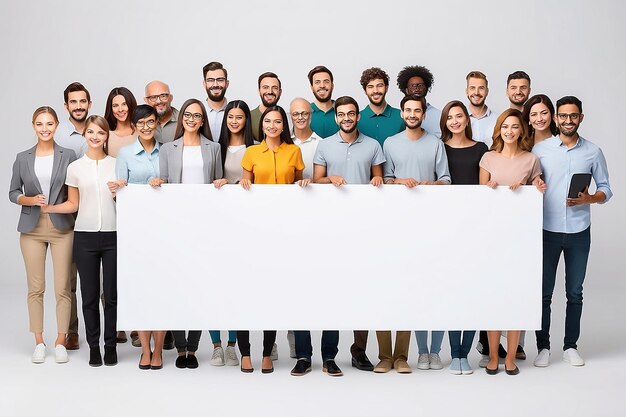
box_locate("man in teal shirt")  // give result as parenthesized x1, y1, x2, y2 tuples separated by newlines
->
(308, 65, 338, 138)
(358, 67, 404, 146)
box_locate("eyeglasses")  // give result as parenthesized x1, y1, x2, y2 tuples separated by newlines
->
(183, 112, 203, 121)
(135, 120, 156, 128)
(336, 111, 357, 119)
(205, 77, 227, 84)
(408, 83, 426, 90)
(145, 93, 170, 103)
(291, 111, 310, 119)
(557, 113, 581, 121)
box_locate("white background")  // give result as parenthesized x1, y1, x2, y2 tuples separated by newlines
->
(1, 1, 624, 416)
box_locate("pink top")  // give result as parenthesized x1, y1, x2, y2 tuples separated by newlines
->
(479, 150, 542, 186)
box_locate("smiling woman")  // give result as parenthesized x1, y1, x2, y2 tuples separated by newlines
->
(104, 87, 138, 157)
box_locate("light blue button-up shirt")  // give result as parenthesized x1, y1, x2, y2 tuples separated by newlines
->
(421, 103, 442, 139)
(115, 139, 160, 184)
(532, 135, 612, 233)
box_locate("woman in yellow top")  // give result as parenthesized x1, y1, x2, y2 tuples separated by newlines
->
(238, 106, 308, 373)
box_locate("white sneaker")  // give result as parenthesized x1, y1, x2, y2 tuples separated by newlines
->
(55, 344, 69, 363)
(32, 343, 46, 364)
(563, 348, 585, 366)
(429, 353, 443, 370)
(534, 349, 550, 367)
(270, 343, 278, 361)
(417, 353, 430, 370)
(287, 331, 296, 359)
(225, 346, 239, 366)
(210, 347, 225, 366)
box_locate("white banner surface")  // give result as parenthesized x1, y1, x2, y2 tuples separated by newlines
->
(117, 184, 542, 330)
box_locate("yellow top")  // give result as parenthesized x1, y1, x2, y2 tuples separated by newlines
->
(241, 141, 305, 184)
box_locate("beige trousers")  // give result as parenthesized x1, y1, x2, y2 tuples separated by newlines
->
(19, 214, 73, 333)
(376, 331, 411, 362)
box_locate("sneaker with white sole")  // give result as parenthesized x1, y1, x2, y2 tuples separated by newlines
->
(534, 349, 550, 367)
(563, 348, 585, 366)
(270, 343, 278, 361)
(32, 343, 46, 364)
(460, 358, 473, 375)
(210, 347, 225, 366)
(225, 346, 239, 366)
(417, 353, 430, 370)
(429, 353, 443, 370)
(449, 358, 461, 375)
(55, 344, 69, 364)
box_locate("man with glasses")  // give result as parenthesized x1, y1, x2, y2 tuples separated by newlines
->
(358, 67, 404, 147)
(308, 65, 338, 138)
(203, 61, 229, 140)
(531, 96, 612, 368)
(313, 96, 385, 373)
(250, 72, 282, 141)
(396, 65, 441, 138)
(290, 98, 319, 179)
(144, 80, 178, 144)
(506, 71, 531, 111)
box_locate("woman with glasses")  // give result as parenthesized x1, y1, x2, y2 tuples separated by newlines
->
(238, 105, 308, 374)
(522, 94, 559, 146)
(151, 98, 222, 369)
(104, 87, 138, 157)
(479, 108, 546, 376)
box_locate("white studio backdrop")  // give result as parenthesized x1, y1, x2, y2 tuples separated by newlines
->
(117, 184, 543, 330)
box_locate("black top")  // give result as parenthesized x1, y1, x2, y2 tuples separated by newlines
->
(444, 141, 489, 185)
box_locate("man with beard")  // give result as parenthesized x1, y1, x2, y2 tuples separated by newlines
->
(466, 71, 497, 148)
(203, 61, 229, 140)
(396, 65, 441, 138)
(250, 72, 282, 141)
(506, 70, 531, 111)
(313, 96, 385, 372)
(531, 96, 612, 368)
(358, 67, 404, 146)
(144, 80, 179, 144)
(308, 65, 338, 138)
(55, 82, 91, 158)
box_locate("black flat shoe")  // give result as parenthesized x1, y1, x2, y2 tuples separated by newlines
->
(323, 360, 343, 377)
(139, 353, 151, 370)
(186, 353, 199, 369)
(261, 366, 274, 374)
(104, 346, 118, 366)
(175, 354, 187, 369)
(485, 366, 499, 375)
(89, 347, 102, 367)
(505, 365, 520, 375)
(241, 365, 254, 373)
(150, 353, 163, 370)
(516, 345, 526, 360)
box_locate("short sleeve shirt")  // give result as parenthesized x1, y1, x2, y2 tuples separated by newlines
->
(310, 102, 339, 138)
(241, 141, 305, 184)
(479, 151, 542, 186)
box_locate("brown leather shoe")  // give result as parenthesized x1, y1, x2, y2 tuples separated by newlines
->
(373, 359, 393, 373)
(65, 333, 79, 350)
(117, 331, 128, 343)
(394, 358, 413, 374)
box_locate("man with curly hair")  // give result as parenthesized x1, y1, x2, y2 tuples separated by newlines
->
(396, 65, 441, 138)
(358, 67, 404, 146)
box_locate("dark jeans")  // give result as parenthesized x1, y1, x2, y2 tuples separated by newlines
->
(536, 227, 591, 351)
(73, 232, 117, 349)
(294, 330, 339, 362)
(173, 330, 202, 353)
(449, 330, 476, 358)
(237, 331, 276, 357)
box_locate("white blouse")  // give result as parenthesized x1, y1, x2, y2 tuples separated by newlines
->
(65, 155, 117, 232)
(181, 146, 204, 184)
(34, 154, 54, 202)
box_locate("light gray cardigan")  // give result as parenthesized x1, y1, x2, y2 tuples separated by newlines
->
(159, 135, 223, 184)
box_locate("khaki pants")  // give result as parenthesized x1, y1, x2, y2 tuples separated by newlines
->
(376, 331, 411, 362)
(19, 214, 73, 334)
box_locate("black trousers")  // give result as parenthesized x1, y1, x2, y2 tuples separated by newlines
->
(73, 232, 117, 349)
(237, 331, 276, 357)
(173, 331, 202, 353)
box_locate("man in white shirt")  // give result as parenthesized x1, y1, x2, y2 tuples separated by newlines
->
(290, 98, 320, 179)
(203, 61, 229, 140)
(465, 71, 497, 148)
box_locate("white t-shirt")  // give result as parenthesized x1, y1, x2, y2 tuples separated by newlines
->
(224, 145, 246, 183)
(293, 133, 320, 179)
(65, 155, 117, 232)
(34, 154, 54, 202)
(181, 146, 204, 184)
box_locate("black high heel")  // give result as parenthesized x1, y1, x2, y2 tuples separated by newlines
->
(139, 352, 152, 370)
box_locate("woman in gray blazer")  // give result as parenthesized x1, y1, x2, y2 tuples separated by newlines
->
(149, 98, 222, 369)
(9, 106, 77, 364)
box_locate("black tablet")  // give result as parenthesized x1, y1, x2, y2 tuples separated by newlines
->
(568, 173, 592, 198)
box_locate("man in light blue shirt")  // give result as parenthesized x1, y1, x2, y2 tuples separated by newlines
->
(396, 65, 441, 138)
(56, 82, 91, 159)
(466, 71, 497, 148)
(532, 96, 612, 368)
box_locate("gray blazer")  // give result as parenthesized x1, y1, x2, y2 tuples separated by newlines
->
(9, 143, 77, 233)
(159, 135, 223, 184)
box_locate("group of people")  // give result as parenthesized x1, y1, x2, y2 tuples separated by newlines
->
(9, 62, 612, 377)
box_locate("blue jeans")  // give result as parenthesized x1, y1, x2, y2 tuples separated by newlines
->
(294, 331, 339, 362)
(448, 331, 476, 358)
(415, 331, 445, 354)
(536, 227, 591, 351)
(209, 330, 237, 345)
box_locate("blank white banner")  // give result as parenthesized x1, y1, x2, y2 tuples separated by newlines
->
(116, 184, 542, 330)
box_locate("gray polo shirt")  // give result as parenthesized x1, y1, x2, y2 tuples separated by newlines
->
(154, 107, 179, 144)
(55, 119, 87, 158)
(313, 131, 385, 184)
(383, 130, 450, 183)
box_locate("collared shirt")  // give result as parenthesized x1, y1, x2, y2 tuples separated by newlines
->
(206, 99, 228, 141)
(358, 103, 404, 146)
(115, 139, 160, 184)
(383, 130, 451, 183)
(469, 106, 497, 148)
(154, 107, 179, 144)
(532, 135, 613, 233)
(310, 101, 339, 138)
(421, 103, 442, 139)
(292, 131, 321, 179)
(241, 141, 304, 184)
(313, 131, 385, 184)
(55, 119, 87, 158)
